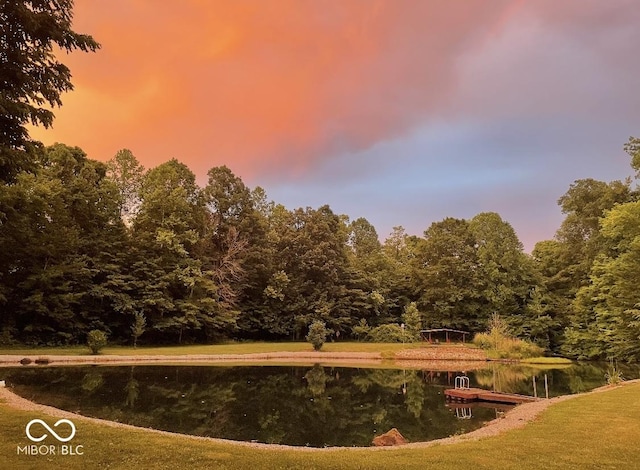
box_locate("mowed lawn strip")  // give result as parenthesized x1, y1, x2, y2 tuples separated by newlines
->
(0, 342, 477, 358)
(1, 382, 639, 470)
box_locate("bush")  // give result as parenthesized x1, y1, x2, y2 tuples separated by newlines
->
(473, 315, 543, 359)
(473, 332, 543, 359)
(367, 324, 413, 343)
(306, 321, 328, 351)
(509, 338, 544, 359)
(87, 330, 108, 355)
(605, 361, 625, 385)
(472, 332, 493, 350)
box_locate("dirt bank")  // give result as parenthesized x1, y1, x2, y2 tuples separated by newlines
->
(0, 346, 488, 368)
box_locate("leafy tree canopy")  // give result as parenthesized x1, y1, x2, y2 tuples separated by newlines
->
(0, 0, 99, 182)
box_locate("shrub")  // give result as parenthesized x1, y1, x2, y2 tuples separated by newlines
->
(473, 333, 543, 359)
(605, 361, 625, 385)
(473, 314, 544, 359)
(367, 324, 413, 343)
(306, 321, 328, 351)
(87, 330, 108, 355)
(472, 332, 493, 350)
(509, 338, 544, 358)
(81, 371, 105, 392)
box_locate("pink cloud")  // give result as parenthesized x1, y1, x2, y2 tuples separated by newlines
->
(31, 0, 514, 181)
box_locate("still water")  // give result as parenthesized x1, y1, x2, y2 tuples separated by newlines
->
(2, 362, 637, 447)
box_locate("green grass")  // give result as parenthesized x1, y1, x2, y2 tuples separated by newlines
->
(1, 381, 639, 469)
(0, 341, 444, 357)
(520, 357, 573, 365)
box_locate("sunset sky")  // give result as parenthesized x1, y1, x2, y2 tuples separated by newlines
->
(30, 0, 640, 251)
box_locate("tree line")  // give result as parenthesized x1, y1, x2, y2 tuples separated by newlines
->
(0, 139, 638, 362)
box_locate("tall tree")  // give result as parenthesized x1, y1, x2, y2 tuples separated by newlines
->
(541, 137, 639, 355)
(624, 136, 640, 179)
(349, 217, 382, 260)
(552, 178, 632, 345)
(0, 144, 126, 344)
(530, 240, 571, 351)
(468, 212, 543, 341)
(566, 201, 640, 360)
(203, 166, 271, 337)
(378, 226, 416, 324)
(413, 218, 483, 331)
(0, 0, 99, 182)
(266, 205, 355, 339)
(106, 149, 145, 226)
(131, 159, 236, 343)
(346, 218, 388, 327)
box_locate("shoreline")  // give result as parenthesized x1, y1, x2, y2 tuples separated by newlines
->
(0, 346, 490, 369)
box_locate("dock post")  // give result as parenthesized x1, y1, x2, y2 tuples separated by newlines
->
(544, 374, 549, 399)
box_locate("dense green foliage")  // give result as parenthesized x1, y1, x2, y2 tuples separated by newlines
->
(0, 144, 551, 347)
(0, 138, 638, 358)
(0, 0, 99, 182)
(534, 137, 640, 361)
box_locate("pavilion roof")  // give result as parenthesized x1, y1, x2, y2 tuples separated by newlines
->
(420, 328, 470, 335)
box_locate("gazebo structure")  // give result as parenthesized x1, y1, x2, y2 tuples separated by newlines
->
(420, 328, 470, 344)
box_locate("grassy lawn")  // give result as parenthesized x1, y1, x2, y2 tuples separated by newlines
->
(1, 381, 639, 469)
(520, 357, 574, 365)
(0, 341, 461, 357)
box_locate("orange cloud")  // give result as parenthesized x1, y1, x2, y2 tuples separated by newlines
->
(30, 0, 514, 183)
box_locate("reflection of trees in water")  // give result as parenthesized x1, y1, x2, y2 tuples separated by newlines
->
(3, 365, 535, 446)
(472, 362, 640, 397)
(562, 363, 640, 394)
(351, 368, 407, 392)
(81, 371, 104, 393)
(404, 372, 425, 419)
(304, 364, 328, 396)
(125, 366, 139, 408)
(258, 410, 284, 444)
(125, 378, 139, 408)
(147, 380, 237, 437)
(474, 365, 535, 393)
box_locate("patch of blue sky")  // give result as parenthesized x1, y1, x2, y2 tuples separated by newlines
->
(264, 114, 637, 252)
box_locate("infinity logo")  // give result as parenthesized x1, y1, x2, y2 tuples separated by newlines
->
(25, 419, 76, 443)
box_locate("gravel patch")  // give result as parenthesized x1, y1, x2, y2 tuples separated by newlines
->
(0, 347, 487, 368)
(0, 352, 383, 367)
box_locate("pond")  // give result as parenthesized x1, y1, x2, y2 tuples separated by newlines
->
(2, 362, 638, 447)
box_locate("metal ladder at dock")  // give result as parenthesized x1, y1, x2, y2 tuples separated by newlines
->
(455, 407, 473, 419)
(454, 375, 470, 390)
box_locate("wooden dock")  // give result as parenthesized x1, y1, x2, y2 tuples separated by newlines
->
(444, 387, 538, 405)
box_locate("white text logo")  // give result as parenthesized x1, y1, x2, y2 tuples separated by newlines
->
(25, 419, 76, 443)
